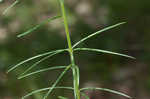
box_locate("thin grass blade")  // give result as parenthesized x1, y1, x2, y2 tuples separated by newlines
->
(18, 50, 65, 77)
(7, 49, 67, 73)
(43, 65, 71, 99)
(74, 48, 135, 59)
(81, 92, 90, 99)
(3, 0, 19, 15)
(80, 87, 132, 99)
(72, 65, 77, 99)
(58, 96, 68, 99)
(17, 15, 61, 37)
(19, 54, 56, 76)
(18, 66, 67, 79)
(75, 65, 80, 86)
(71, 65, 80, 99)
(72, 22, 126, 48)
(22, 87, 73, 99)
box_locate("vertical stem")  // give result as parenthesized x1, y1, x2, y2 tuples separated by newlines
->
(59, 0, 72, 52)
(59, 0, 80, 99)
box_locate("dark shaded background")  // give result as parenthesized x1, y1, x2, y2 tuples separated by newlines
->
(0, 0, 150, 99)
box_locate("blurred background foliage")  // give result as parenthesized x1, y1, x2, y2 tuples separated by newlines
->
(0, 0, 150, 99)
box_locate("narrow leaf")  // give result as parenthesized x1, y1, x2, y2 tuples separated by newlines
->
(7, 49, 67, 73)
(19, 51, 64, 77)
(72, 22, 126, 48)
(17, 15, 61, 37)
(43, 65, 71, 99)
(80, 87, 132, 99)
(18, 66, 67, 79)
(22, 87, 73, 99)
(74, 48, 135, 59)
(3, 0, 19, 15)
(71, 65, 78, 99)
(71, 65, 80, 99)
(75, 65, 80, 86)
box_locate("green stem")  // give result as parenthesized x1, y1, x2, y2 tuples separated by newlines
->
(59, 0, 72, 52)
(59, 0, 80, 99)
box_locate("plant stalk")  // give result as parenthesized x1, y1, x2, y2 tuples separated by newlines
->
(59, 0, 80, 99)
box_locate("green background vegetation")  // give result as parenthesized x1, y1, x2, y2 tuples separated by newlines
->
(0, 0, 150, 99)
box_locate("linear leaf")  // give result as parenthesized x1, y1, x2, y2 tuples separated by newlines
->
(17, 15, 61, 37)
(18, 66, 67, 79)
(72, 22, 126, 48)
(74, 48, 135, 59)
(18, 51, 65, 77)
(58, 96, 68, 99)
(71, 65, 80, 99)
(7, 49, 67, 73)
(71, 65, 78, 99)
(81, 92, 90, 99)
(43, 65, 71, 99)
(22, 87, 73, 99)
(80, 87, 132, 99)
(75, 66, 80, 86)
(3, 0, 19, 15)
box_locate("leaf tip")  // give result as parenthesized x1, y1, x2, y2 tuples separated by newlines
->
(17, 34, 23, 38)
(128, 56, 136, 59)
(17, 75, 26, 80)
(17, 77, 22, 80)
(132, 57, 136, 59)
(126, 95, 132, 99)
(117, 22, 127, 26)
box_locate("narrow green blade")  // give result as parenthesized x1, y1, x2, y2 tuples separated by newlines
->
(18, 50, 65, 77)
(3, 0, 19, 15)
(75, 66, 80, 85)
(7, 49, 67, 73)
(80, 87, 132, 99)
(72, 22, 126, 48)
(18, 66, 67, 79)
(72, 65, 77, 99)
(22, 87, 73, 99)
(71, 65, 80, 99)
(43, 65, 71, 99)
(74, 48, 135, 59)
(17, 15, 61, 37)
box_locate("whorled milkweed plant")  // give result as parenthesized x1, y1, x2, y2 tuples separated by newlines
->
(4, 0, 135, 99)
